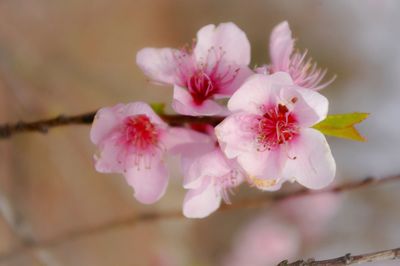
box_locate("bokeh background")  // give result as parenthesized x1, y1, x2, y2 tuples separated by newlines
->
(1, 0, 400, 265)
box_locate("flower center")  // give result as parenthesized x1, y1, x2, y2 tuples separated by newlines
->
(175, 47, 240, 105)
(187, 71, 217, 105)
(123, 115, 159, 151)
(255, 104, 298, 150)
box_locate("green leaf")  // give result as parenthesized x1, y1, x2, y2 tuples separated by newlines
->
(312, 113, 369, 142)
(150, 103, 166, 115)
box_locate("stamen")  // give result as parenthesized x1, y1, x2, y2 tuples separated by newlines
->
(248, 176, 278, 190)
(289, 50, 332, 90)
(173, 44, 240, 105)
(216, 170, 239, 204)
(120, 114, 161, 170)
(254, 104, 299, 150)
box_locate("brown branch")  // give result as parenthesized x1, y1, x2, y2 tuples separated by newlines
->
(0, 111, 224, 139)
(278, 247, 400, 265)
(0, 174, 399, 263)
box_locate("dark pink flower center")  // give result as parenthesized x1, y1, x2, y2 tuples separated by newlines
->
(255, 103, 298, 150)
(176, 47, 240, 105)
(122, 115, 159, 151)
(187, 71, 216, 105)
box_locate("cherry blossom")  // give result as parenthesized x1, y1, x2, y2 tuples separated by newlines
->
(90, 102, 200, 204)
(171, 125, 244, 218)
(257, 21, 334, 90)
(136, 22, 253, 116)
(216, 72, 336, 190)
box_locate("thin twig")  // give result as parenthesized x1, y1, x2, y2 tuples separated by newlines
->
(0, 111, 224, 139)
(277, 247, 400, 265)
(0, 174, 399, 263)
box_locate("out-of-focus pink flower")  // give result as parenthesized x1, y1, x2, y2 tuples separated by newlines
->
(90, 102, 201, 204)
(172, 125, 244, 218)
(258, 21, 334, 90)
(222, 193, 341, 266)
(222, 216, 300, 266)
(136, 22, 253, 116)
(216, 73, 336, 190)
(278, 192, 341, 242)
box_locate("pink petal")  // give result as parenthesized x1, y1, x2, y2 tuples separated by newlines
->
(270, 21, 294, 71)
(295, 88, 329, 125)
(283, 128, 336, 189)
(172, 86, 226, 116)
(194, 22, 251, 66)
(124, 101, 167, 127)
(237, 148, 284, 183)
(280, 87, 328, 127)
(162, 127, 211, 152)
(125, 160, 169, 204)
(183, 177, 221, 218)
(180, 143, 215, 189)
(227, 73, 293, 114)
(183, 148, 233, 189)
(90, 103, 125, 145)
(136, 48, 182, 85)
(94, 136, 126, 174)
(215, 113, 257, 158)
(214, 66, 254, 97)
(168, 137, 215, 191)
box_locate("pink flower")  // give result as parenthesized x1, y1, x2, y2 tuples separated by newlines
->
(136, 22, 253, 116)
(216, 72, 336, 190)
(172, 125, 244, 218)
(222, 216, 300, 266)
(279, 192, 341, 242)
(90, 102, 200, 204)
(259, 21, 334, 90)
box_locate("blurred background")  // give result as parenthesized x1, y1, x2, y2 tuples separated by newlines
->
(1, 0, 400, 265)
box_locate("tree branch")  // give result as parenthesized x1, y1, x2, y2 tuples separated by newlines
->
(0, 174, 399, 263)
(278, 247, 400, 265)
(0, 111, 224, 139)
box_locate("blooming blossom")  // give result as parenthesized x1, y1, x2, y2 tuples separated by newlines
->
(136, 22, 253, 116)
(257, 21, 334, 90)
(172, 125, 244, 218)
(90, 102, 200, 204)
(216, 72, 336, 190)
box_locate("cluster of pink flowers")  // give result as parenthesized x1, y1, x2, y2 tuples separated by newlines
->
(91, 21, 336, 218)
